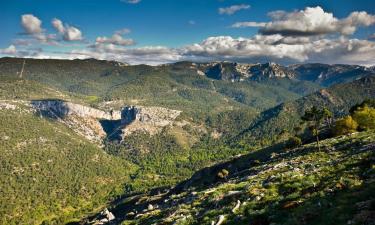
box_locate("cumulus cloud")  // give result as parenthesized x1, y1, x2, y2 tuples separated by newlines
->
(19, 14, 59, 45)
(28, 31, 374, 66)
(219, 4, 250, 15)
(52, 18, 83, 41)
(232, 6, 375, 36)
(181, 35, 375, 65)
(10, 7, 375, 66)
(63, 26, 83, 41)
(52, 18, 65, 33)
(16, 33, 375, 66)
(182, 35, 310, 62)
(21, 14, 43, 34)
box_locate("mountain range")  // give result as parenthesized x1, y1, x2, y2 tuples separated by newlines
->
(0, 57, 374, 225)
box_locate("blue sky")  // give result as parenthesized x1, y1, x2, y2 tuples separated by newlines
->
(1, 0, 375, 65)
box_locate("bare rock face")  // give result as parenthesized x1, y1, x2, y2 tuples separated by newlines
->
(248, 62, 296, 79)
(120, 106, 182, 137)
(30, 100, 182, 144)
(31, 100, 116, 145)
(190, 62, 296, 81)
(31, 100, 121, 120)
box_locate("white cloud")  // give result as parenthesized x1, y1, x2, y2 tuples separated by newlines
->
(182, 35, 310, 62)
(70, 45, 181, 65)
(231, 22, 267, 28)
(307, 38, 375, 65)
(63, 26, 83, 41)
(0, 45, 45, 58)
(0, 45, 17, 55)
(51, 18, 83, 41)
(52, 18, 65, 33)
(21, 14, 43, 34)
(181, 35, 375, 65)
(95, 33, 135, 46)
(232, 6, 375, 36)
(219, 4, 250, 15)
(15, 33, 375, 66)
(10, 7, 375, 66)
(20, 15, 59, 45)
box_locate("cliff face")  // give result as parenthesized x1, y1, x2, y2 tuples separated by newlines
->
(120, 106, 181, 136)
(31, 100, 121, 120)
(30, 100, 182, 144)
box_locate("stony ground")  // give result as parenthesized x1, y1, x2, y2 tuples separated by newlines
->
(89, 131, 375, 225)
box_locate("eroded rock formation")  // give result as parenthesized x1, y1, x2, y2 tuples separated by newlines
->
(30, 100, 182, 144)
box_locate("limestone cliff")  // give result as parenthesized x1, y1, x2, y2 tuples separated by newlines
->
(120, 106, 181, 136)
(31, 100, 121, 120)
(30, 100, 182, 144)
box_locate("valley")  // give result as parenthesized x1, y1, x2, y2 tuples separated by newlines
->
(0, 58, 374, 225)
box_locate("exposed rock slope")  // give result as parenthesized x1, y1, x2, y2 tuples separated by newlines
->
(120, 106, 181, 136)
(29, 100, 182, 143)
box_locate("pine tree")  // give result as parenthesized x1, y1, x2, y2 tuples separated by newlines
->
(301, 106, 327, 151)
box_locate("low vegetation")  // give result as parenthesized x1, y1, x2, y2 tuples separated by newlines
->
(115, 130, 375, 225)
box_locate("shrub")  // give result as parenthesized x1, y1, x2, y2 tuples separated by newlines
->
(217, 169, 229, 179)
(352, 106, 375, 131)
(333, 115, 358, 136)
(285, 136, 302, 149)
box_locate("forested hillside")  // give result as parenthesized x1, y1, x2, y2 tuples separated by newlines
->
(0, 58, 374, 225)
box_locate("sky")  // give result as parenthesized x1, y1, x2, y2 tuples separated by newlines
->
(1, 0, 375, 65)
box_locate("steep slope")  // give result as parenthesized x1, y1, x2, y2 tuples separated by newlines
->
(236, 75, 375, 148)
(290, 63, 374, 86)
(0, 100, 136, 225)
(85, 131, 375, 225)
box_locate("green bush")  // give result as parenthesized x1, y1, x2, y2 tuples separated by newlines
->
(285, 136, 302, 149)
(352, 106, 375, 131)
(217, 169, 229, 179)
(333, 115, 358, 136)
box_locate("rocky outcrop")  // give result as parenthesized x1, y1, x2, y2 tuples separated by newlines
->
(289, 63, 373, 86)
(31, 100, 121, 120)
(191, 62, 296, 81)
(30, 100, 182, 143)
(89, 208, 115, 225)
(120, 106, 182, 136)
(177, 61, 372, 84)
(248, 62, 296, 79)
(31, 100, 114, 144)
